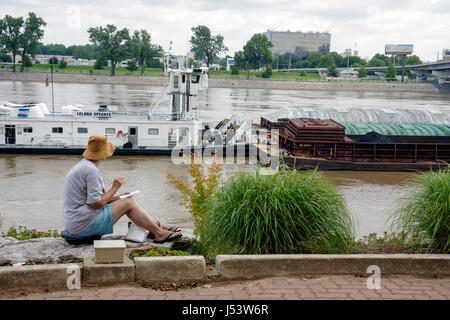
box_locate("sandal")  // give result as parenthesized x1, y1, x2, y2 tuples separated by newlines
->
(153, 232, 182, 244)
(168, 226, 181, 232)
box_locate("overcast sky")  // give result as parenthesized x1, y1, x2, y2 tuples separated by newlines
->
(1, 0, 449, 61)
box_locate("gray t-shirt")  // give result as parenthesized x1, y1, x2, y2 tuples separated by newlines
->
(63, 158, 105, 234)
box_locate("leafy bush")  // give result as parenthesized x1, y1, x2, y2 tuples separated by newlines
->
(0, 54, 12, 63)
(261, 66, 272, 78)
(126, 60, 138, 71)
(23, 55, 33, 67)
(200, 168, 355, 256)
(357, 66, 367, 78)
(48, 57, 58, 65)
(3, 226, 61, 240)
(390, 166, 450, 253)
(298, 71, 306, 77)
(327, 64, 339, 77)
(167, 163, 223, 237)
(94, 56, 106, 69)
(230, 64, 239, 75)
(385, 63, 397, 80)
(58, 58, 67, 69)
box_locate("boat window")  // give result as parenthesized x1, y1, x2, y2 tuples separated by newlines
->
(52, 127, 63, 134)
(174, 76, 179, 88)
(148, 128, 159, 135)
(77, 127, 88, 134)
(192, 75, 200, 83)
(105, 128, 116, 135)
(182, 75, 185, 83)
(24, 127, 33, 133)
(129, 127, 137, 135)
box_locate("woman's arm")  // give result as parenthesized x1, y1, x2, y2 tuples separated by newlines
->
(89, 178, 126, 209)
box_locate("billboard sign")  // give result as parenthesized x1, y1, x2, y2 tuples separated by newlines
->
(385, 44, 414, 55)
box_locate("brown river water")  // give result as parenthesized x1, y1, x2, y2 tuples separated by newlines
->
(1, 80, 449, 238)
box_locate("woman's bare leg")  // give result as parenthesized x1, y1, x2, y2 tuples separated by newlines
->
(109, 198, 180, 242)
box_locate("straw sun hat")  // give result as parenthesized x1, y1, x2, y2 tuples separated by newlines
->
(82, 135, 115, 160)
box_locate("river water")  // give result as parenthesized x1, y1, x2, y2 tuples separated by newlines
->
(1, 80, 449, 238)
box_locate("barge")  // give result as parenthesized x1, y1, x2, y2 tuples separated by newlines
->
(260, 117, 450, 171)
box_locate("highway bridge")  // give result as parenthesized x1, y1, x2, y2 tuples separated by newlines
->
(280, 60, 450, 82)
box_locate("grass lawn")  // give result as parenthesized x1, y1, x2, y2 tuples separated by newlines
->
(1, 63, 424, 84)
(208, 69, 322, 81)
(16, 64, 321, 81)
(22, 64, 165, 77)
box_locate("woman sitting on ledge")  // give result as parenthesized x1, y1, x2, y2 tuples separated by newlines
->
(62, 134, 182, 244)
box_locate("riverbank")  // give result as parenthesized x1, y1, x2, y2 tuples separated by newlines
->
(0, 70, 446, 94)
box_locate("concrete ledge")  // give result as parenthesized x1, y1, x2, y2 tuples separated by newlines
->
(216, 254, 450, 280)
(83, 255, 134, 285)
(135, 256, 206, 283)
(0, 263, 82, 289)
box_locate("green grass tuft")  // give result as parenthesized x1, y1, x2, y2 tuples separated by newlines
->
(132, 247, 190, 257)
(200, 168, 355, 256)
(389, 166, 450, 253)
(2, 226, 61, 240)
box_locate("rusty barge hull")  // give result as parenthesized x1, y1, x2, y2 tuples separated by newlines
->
(260, 117, 450, 170)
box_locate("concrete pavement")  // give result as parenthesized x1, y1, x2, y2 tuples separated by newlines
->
(2, 275, 449, 300)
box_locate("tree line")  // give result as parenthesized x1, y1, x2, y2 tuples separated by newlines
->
(1, 13, 424, 79)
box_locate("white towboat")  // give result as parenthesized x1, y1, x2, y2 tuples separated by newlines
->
(0, 67, 219, 155)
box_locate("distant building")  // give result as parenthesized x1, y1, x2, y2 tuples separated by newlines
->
(263, 30, 331, 58)
(226, 58, 235, 71)
(340, 49, 359, 57)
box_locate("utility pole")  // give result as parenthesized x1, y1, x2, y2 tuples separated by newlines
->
(50, 63, 54, 114)
(288, 53, 291, 71)
(401, 54, 406, 82)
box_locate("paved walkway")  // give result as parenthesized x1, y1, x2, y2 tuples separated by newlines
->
(2, 275, 449, 300)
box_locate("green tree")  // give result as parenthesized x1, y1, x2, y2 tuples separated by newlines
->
(94, 55, 106, 69)
(190, 25, 227, 67)
(88, 24, 130, 76)
(327, 64, 339, 77)
(72, 44, 98, 60)
(235, 33, 273, 80)
(48, 56, 58, 64)
(368, 53, 390, 67)
(0, 15, 24, 72)
(385, 63, 397, 80)
(22, 54, 32, 67)
(130, 29, 162, 75)
(318, 53, 336, 68)
(19, 12, 46, 72)
(58, 58, 67, 69)
(405, 55, 422, 65)
(357, 66, 367, 78)
(305, 52, 322, 68)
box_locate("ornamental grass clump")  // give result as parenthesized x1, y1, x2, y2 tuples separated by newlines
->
(390, 166, 449, 253)
(201, 168, 355, 256)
